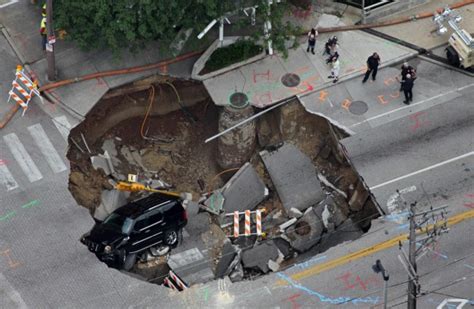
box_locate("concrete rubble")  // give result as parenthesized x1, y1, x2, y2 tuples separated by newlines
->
(319, 194, 348, 231)
(260, 143, 325, 211)
(285, 207, 324, 253)
(220, 162, 268, 213)
(241, 241, 280, 274)
(215, 240, 240, 278)
(167, 247, 215, 286)
(90, 151, 114, 176)
(93, 189, 129, 221)
(318, 219, 364, 253)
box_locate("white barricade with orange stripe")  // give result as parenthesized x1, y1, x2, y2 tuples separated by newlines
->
(164, 269, 188, 291)
(226, 209, 265, 238)
(7, 65, 43, 116)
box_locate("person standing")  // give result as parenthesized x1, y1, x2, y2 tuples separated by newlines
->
(362, 52, 380, 83)
(399, 73, 415, 104)
(328, 55, 340, 83)
(40, 17, 47, 50)
(40, 3, 47, 50)
(307, 28, 318, 55)
(400, 62, 416, 91)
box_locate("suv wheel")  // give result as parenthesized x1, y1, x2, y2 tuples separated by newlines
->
(119, 250, 136, 271)
(164, 229, 178, 246)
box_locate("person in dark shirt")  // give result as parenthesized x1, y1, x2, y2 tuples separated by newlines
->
(400, 73, 415, 104)
(400, 62, 416, 91)
(362, 52, 381, 83)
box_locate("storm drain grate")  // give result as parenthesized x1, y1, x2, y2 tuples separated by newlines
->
(349, 101, 369, 115)
(281, 73, 301, 87)
(229, 92, 249, 108)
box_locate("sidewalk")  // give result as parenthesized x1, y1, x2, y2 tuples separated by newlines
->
(202, 14, 417, 109)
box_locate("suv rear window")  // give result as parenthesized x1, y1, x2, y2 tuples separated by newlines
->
(103, 213, 134, 235)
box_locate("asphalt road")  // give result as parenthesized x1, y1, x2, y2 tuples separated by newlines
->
(1, 1, 473, 308)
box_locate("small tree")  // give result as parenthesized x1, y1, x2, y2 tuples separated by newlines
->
(54, 0, 300, 56)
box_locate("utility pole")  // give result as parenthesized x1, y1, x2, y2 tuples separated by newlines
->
(46, 0, 56, 81)
(396, 191, 449, 309)
(407, 202, 418, 309)
(361, 0, 366, 24)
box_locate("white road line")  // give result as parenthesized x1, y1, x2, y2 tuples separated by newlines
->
(28, 124, 67, 173)
(0, 0, 18, 9)
(52, 115, 71, 141)
(3, 133, 43, 182)
(350, 83, 474, 129)
(0, 273, 28, 309)
(370, 151, 474, 190)
(0, 163, 19, 191)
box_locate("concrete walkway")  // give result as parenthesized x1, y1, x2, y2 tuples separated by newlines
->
(203, 15, 416, 109)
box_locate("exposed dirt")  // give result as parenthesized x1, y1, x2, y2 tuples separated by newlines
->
(67, 75, 377, 287)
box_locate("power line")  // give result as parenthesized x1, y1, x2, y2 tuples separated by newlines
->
(339, 250, 474, 307)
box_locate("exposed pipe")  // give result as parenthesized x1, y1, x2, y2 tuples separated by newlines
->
(311, 0, 474, 34)
(38, 50, 204, 92)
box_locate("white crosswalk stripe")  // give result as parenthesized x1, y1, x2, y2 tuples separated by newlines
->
(0, 161, 19, 191)
(3, 133, 43, 183)
(52, 115, 72, 141)
(28, 124, 67, 174)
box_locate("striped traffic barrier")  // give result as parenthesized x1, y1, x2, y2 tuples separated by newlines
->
(163, 277, 178, 291)
(6, 65, 43, 117)
(234, 211, 239, 238)
(226, 209, 265, 238)
(256, 210, 262, 235)
(169, 270, 188, 291)
(8, 91, 28, 110)
(245, 210, 251, 236)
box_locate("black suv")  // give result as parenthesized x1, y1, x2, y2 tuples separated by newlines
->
(81, 192, 187, 270)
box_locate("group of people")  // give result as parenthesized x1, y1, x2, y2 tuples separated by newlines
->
(307, 28, 418, 104)
(306, 28, 340, 83)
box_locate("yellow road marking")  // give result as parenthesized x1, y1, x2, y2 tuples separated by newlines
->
(276, 209, 474, 286)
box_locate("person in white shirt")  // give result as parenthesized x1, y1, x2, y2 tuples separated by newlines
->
(328, 55, 340, 83)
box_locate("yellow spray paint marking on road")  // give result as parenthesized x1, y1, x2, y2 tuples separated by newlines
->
(276, 209, 474, 286)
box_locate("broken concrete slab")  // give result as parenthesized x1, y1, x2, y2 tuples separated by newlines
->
(279, 218, 297, 232)
(185, 200, 200, 217)
(229, 263, 244, 282)
(286, 207, 324, 253)
(91, 151, 114, 176)
(221, 162, 268, 213)
(260, 143, 324, 212)
(318, 194, 348, 231)
(101, 139, 118, 158)
(167, 247, 215, 286)
(215, 240, 239, 279)
(272, 237, 292, 258)
(288, 207, 303, 219)
(93, 189, 130, 221)
(267, 249, 285, 272)
(318, 218, 364, 253)
(120, 146, 147, 170)
(241, 241, 280, 274)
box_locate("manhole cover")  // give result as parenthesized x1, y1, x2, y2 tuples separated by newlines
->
(295, 221, 311, 236)
(229, 92, 249, 108)
(281, 73, 301, 87)
(349, 101, 369, 115)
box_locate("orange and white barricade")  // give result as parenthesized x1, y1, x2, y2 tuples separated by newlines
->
(7, 65, 43, 116)
(164, 270, 188, 291)
(227, 209, 265, 238)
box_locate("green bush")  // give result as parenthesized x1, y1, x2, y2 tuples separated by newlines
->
(204, 40, 263, 72)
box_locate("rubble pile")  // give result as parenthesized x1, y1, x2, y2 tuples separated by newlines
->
(68, 81, 377, 289)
